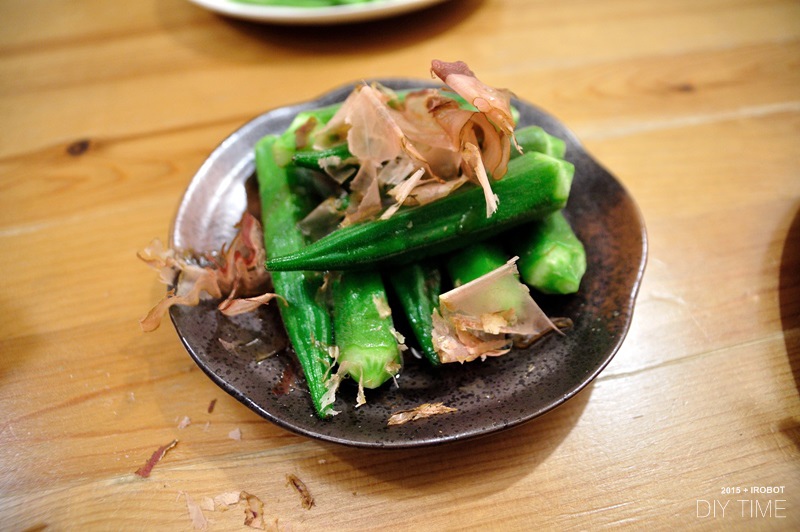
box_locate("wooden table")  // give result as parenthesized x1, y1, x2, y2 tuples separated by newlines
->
(2, 0, 798, 529)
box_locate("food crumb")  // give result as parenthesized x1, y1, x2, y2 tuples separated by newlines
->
(240, 491, 265, 529)
(177, 416, 191, 430)
(135, 439, 178, 478)
(372, 294, 392, 319)
(228, 427, 242, 441)
(219, 338, 238, 353)
(286, 474, 315, 510)
(200, 497, 215, 512)
(207, 398, 217, 414)
(387, 403, 457, 426)
(214, 491, 241, 509)
(179, 491, 208, 530)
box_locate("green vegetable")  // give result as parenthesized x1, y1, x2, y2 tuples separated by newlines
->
(386, 261, 442, 367)
(508, 125, 585, 293)
(272, 103, 342, 166)
(285, 165, 344, 203)
(331, 270, 402, 389)
(512, 126, 566, 160)
(256, 134, 335, 418)
(266, 151, 574, 271)
(292, 143, 355, 173)
(515, 210, 586, 294)
(447, 242, 507, 287)
(445, 242, 530, 317)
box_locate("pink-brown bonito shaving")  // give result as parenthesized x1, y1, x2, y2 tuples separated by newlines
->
(309, 61, 520, 222)
(430, 59, 520, 150)
(139, 212, 276, 331)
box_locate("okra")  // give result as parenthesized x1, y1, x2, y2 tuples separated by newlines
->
(292, 143, 355, 173)
(515, 210, 586, 295)
(447, 242, 507, 287)
(272, 103, 342, 166)
(383, 126, 569, 365)
(386, 261, 442, 367)
(331, 270, 402, 389)
(266, 151, 574, 271)
(512, 126, 566, 160)
(507, 125, 585, 293)
(256, 134, 335, 418)
(445, 242, 531, 317)
(286, 165, 345, 204)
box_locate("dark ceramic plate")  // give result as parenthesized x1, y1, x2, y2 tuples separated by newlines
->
(169, 79, 647, 449)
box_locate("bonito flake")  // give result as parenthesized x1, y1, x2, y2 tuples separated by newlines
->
(432, 258, 557, 363)
(138, 212, 277, 332)
(307, 60, 520, 224)
(388, 402, 458, 426)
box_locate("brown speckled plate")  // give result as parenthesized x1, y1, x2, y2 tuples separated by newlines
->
(169, 79, 647, 448)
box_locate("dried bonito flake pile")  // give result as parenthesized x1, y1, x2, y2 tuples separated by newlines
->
(305, 59, 520, 226)
(138, 212, 279, 332)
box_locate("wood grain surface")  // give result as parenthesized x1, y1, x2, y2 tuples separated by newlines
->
(1, 0, 798, 529)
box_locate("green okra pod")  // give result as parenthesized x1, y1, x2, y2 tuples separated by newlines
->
(292, 143, 355, 173)
(511, 125, 567, 160)
(386, 261, 442, 367)
(445, 242, 532, 320)
(515, 210, 586, 295)
(507, 125, 585, 293)
(266, 151, 574, 272)
(446, 242, 508, 287)
(256, 134, 335, 418)
(331, 270, 402, 389)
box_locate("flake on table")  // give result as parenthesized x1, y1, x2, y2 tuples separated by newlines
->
(179, 491, 208, 530)
(200, 497, 215, 512)
(177, 416, 191, 430)
(240, 491, 265, 529)
(134, 439, 178, 478)
(228, 427, 242, 441)
(214, 491, 241, 510)
(286, 473, 315, 510)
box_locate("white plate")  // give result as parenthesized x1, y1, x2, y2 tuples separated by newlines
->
(186, 0, 450, 25)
